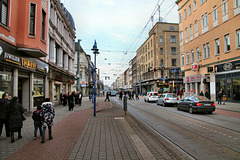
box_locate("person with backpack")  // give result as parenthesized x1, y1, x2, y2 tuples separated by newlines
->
(32, 105, 42, 140)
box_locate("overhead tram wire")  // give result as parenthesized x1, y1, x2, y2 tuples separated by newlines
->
(117, 0, 165, 75)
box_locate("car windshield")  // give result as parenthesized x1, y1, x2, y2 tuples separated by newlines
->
(152, 93, 158, 96)
(194, 96, 210, 101)
(167, 94, 177, 98)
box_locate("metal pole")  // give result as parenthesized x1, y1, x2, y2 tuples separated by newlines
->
(77, 39, 81, 92)
(139, 68, 141, 96)
(175, 68, 178, 95)
(93, 52, 97, 116)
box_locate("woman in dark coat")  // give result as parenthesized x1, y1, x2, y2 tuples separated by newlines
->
(9, 97, 24, 143)
(68, 92, 74, 111)
(63, 93, 67, 106)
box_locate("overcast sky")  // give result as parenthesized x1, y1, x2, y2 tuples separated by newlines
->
(61, 0, 179, 86)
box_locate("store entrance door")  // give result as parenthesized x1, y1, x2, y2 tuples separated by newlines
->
(18, 78, 30, 110)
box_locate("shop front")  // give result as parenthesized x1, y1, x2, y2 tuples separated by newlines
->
(215, 60, 240, 102)
(48, 65, 75, 105)
(0, 40, 48, 111)
(183, 74, 201, 96)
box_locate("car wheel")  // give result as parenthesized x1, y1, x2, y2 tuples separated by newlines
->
(177, 104, 180, 110)
(156, 101, 159, 105)
(144, 99, 146, 102)
(147, 99, 149, 102)
(208, 111, 213, 114)
(163, 102, 166, 107)
(189, 107, 194, 114)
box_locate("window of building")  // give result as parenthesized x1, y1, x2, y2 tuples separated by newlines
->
(41, 10, 46, 41)
(29, 3, 36, 36)
(55, 43, 59, 65)
(213, 6, 218, 21)
(160, 48, 163, 55)
(148, 52, 150, 60)
(236, 29, 240, 49)
(0, 0, 8, 26)
(201, 13, 209, 34)
(234, 0, 240, 16)
(160, 36, 163, 43)
(224, 33, 231, 52)
(180, 31, 183, 42)
(33, 78, 44, 98)
(172, 59, 177, 66)
(195, 20, 198, 38)
(179, 13, 182, 23)
(190, 24, 193, 40)
(184, 9, 187, 19)
(171, 35, 176, 43)
(186, 52, 189, 64)
(181, 54, 184, 66)
(215, 38, 220, 55)
(185, 27, 188, 43)
(222, 0, 228, 16)
(196, 47, 200, 61)
(148, 42, 149, 49)
(193, 0, 197, 11)
(203, 43, 210, 59)
(160, 59, 164, 66)
(169, 26, 174, 30)
(151, 39, 152, 47)
(191, 50, 194, 63)
(200, 0, 207, 5)
(62, 51, 65, 68)
(236, 0, 240, 7)
(151, 50, 153, 58)
(189, 4, 192, 16)
(171, 47, 176, 55)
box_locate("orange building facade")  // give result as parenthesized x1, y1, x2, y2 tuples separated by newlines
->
(0, 0, 49, 111)
(176, 0, 240, 102)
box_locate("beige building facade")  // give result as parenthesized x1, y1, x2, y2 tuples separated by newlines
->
(136, 22, 182, 94)
(176, 0, 240, 102)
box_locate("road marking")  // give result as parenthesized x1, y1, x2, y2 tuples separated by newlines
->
(116, 117, 156, 160)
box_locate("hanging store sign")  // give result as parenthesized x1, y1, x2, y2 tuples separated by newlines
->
(191, 63, 199, 71)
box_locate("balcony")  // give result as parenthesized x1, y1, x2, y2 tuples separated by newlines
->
(18, 47, 47, 58)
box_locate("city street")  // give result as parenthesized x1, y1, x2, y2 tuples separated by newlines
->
(112, 96, 240, 159)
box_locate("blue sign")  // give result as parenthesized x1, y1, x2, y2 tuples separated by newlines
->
(162, 77, 165, 81)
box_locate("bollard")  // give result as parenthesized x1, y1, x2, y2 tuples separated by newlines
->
(123, 95, 127, 115)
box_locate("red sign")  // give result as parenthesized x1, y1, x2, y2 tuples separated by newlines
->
(191, 63, 199, 71)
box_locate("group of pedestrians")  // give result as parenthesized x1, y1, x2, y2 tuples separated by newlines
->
(60, 91, 82, 111)
(0, 92, 55, 144)
(118, 91, 139, 100)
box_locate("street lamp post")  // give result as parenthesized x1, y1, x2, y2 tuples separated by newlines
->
(171, 67, 181, 95)
(91, 40, 99, 116)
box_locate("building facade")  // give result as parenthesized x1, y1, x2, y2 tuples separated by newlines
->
(136, 22, 182, 94)
(47, 0, 76, 105)
(176, 0, 240, 102)
(0, 0, 49, 111)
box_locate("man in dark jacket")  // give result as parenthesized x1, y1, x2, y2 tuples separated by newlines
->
(0, 93, 10, 137)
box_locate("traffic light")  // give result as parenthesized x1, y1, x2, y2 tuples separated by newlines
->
(89, 83, 93, 88)
(154, 67, 157, 72)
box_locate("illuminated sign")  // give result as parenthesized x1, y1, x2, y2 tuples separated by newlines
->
(191, 63, 199, 71)
(21, 58, 37, 70)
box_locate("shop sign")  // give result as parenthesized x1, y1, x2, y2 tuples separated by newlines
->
(4, 52, 21, 65)
(21, 58, 37, 70)
(191, 63, 199, 71)
(215, 60, 240, 73)
(184, 74, 201, 83)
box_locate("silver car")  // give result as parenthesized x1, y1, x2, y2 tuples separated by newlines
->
(157, 93, 179, 106)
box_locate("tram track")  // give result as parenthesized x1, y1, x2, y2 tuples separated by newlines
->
(112, 98, 240, 159)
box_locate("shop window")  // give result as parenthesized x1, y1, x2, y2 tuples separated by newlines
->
(29, 3, 36, 36)
(0, 0, 8, 26)
(33, 77, 44, 107)
(0, 67, 13, 100)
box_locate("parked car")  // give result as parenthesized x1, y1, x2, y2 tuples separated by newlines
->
(110, 91, 117, 96)
(177, 96, 216, 114)
(157, 93, 179, 106)
(144, 92, 158, 102)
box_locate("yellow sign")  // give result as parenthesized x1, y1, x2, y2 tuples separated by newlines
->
(21, 58, 37, 70)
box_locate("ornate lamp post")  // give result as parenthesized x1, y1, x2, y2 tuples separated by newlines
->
(171, 67, 181, 95)
(91, 40, 100, 116)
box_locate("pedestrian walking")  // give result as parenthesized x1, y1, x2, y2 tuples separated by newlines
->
(8, 97, 24, 143)
(105, 91, 110, 101)
(205, 90, 210, 100)
(60, 93, 63, 104)
(222, 95, 226, 105)
(40, 98, 55, 143)
(68, 92, 74, 111)
(135, 91, 139, 99)
(217, 90, 223, 105)
(179, 90, 183, 99)
(119, 91, 123, 100)
(72, 91, 76, 106)
(32, 105, 42, 140)
(63, 93, 67, 106)
(0, 92, 10, 138)
(78, 92, 82, 106)
(199, 91, 204, 96)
